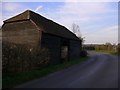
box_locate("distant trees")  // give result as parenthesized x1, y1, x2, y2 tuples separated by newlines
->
(118, 43, 120, 55)
(83, 43, 119, 53)
(83, 44, 95, 50)
(95, 43, 117, 52)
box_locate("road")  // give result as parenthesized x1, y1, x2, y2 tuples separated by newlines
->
(15, 51, 118, 88)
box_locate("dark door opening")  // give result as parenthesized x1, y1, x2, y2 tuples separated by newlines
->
(61, 40, 69, 63)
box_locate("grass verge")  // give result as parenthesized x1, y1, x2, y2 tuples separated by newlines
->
(95, 50, 118, 55)
(3, 56, 88, 88)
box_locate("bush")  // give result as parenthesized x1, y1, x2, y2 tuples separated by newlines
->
(2, 41, 50, 74)
(80, 50, 88, 57)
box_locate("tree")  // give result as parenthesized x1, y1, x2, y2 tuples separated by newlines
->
(71, 23, 85, 43)
(118, 43, 120, 54)
(105, 42, 112, 46)
(105, 42, 113, 51)
(72, 23, 81, 38)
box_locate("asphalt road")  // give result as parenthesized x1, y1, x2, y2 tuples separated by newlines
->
(15, 51, 118, 88)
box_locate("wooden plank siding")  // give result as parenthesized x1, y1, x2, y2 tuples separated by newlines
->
(2, 20, 41, 48)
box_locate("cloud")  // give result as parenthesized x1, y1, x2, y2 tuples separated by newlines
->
(84, 25, 118, 44)
(64, 0, 119, 2)
(0, 2, 2, 26)
(2, 0, 119, 2)
(3, 3, 21, 12)
(35, 6, 43, 12)
(57, 2, 115, 25)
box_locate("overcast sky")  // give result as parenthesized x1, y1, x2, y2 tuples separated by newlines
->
(1, 0, 118, 44)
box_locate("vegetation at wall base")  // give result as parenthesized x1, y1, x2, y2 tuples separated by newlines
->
(2, 42, 50, 74)
(3, 56, 88, 89)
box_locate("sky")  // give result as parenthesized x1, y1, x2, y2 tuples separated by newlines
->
(0, 0, 119, 44)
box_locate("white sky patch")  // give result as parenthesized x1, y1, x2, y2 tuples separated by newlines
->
(53, 2, 116, 31)
(64, 0, 119, 2)
(57, 2, 114, 24)
(0, 2, 3, 26)
(84, 25, 118, 44)
(1, 0, 119, 2)
(3, 3, 21, 12)
(35, 6, 43, 12)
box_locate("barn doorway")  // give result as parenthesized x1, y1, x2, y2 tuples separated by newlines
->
(61, 40, 69, 63)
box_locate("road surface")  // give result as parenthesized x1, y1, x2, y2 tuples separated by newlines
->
(15, 51, 118, 88)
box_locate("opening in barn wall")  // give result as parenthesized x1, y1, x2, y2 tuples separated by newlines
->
(69, 40, 81, 60)
(41, 33, 61, 65)
(61, 39, 69, 63)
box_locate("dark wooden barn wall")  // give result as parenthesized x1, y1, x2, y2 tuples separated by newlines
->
(41, 33, 82, 64)
(41, 33, 61, 65)
(69, 40, 81, 60)
(2, 20, 41, 48)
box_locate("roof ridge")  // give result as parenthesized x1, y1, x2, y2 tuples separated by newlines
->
(27, 10, 30, 19)
(3, 10, 80, 40)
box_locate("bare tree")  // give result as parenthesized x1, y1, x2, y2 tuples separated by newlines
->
(72, 23, 81, 37)
(72, 23, 85, 43)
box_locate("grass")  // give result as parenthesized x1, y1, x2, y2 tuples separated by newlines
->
(109, 52, 118, 55)
(3, 56, 88, 89)
(95, 50, 118, 55)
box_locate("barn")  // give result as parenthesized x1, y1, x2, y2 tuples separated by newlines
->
(2, 10, 82, 65)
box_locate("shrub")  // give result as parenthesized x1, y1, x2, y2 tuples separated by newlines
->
(2, 41, 50, 74)
(80, 50, 88, 57)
